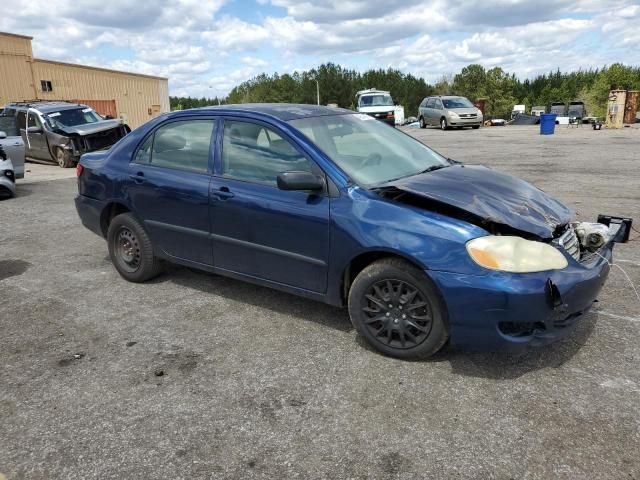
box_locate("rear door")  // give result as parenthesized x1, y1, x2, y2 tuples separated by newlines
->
(126, 118, 215, 265)
(432, 98, 444, 124)
(209, 118, 330, 293)
(425, 98, 436, 124)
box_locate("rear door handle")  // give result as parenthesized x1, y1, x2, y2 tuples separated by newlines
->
(129, 172, 145, 184)
(211, 187, 235, 201)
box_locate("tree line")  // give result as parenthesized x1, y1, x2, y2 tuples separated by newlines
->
(170, 62, 640, 119)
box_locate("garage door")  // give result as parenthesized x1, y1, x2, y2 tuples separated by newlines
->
(74, 99, 117, 119)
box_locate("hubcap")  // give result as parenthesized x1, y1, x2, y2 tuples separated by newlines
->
(115, 227, 141, 272)
(361, 279, 432, 349)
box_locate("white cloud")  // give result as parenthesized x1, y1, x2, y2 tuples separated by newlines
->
(0, 0, 638, 98)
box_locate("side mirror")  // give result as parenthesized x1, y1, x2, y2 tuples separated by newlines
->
(277, 171, 324, 192)
(27, 126, 43, 134)
(0, 131, 6, 139)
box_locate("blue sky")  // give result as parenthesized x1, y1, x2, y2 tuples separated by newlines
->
(2, 0, 639, 98)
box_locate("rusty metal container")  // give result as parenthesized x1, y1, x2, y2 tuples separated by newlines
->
(624, 90, 639, 124)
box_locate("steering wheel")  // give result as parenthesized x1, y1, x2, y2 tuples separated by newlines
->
(360, 152, 382, 168)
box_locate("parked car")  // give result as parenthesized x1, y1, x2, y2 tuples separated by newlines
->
(0, 116, 25, 179)
(356, 89, 396, 126)
(418, 96, 483, 130)
(2, 101, 130, 168)
(0, 144, 16, 199)
(550, 102, 567, 116)
(75, 104, 631, 359)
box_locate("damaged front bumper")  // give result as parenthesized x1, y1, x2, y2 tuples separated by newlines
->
(429, 217, 632, 351)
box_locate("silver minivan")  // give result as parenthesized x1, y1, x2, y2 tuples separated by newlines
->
(418, 96, 483, 130)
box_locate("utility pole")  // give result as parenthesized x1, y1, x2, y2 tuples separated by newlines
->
(315, 78, 320, 105)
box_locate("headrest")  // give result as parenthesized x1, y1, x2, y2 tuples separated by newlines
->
(155, 133, 186, 153)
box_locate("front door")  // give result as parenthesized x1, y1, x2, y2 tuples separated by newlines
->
(19, 110, 49, 160)
(210, 119, 330, 293)
(125, 118, 215, 265)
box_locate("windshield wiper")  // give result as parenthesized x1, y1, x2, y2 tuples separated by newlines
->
(371, 164, 450, 189)
(417, 164, 449, 175)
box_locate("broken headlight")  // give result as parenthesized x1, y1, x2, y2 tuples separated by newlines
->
(466, 236, 568, 273)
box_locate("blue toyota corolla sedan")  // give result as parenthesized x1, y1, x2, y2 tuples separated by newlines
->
(75, 104, 632, 359)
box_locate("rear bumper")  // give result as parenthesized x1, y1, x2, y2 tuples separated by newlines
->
(75, 194, 105, 237)
(429, 245, 614, 351)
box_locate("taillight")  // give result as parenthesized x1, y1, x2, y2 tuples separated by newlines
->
(76, 164, 84, 177)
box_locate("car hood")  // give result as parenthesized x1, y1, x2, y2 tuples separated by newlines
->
(59, 119, 123, 136)
(385, 164, 573, 239)
(449, 107, 480, 115)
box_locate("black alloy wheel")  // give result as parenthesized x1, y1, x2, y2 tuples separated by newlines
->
(348, 258, 449, 359)
(361, 279, 432, 349)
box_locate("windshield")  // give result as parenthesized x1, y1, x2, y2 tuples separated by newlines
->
(442, 97, 473, 109)
(359, 95, 394, 107)
(289, 114, 448, 187)
(45, 108, 103, 128)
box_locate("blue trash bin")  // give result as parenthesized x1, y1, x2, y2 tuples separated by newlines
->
(540, 113, 557, 135)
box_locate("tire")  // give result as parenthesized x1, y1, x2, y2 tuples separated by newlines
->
(419, 116, 426, 129)
(440, 117, 449, 130)
(348, 258, 449, 359)
(55, 147, 75, 168)
(472, 125, 480, 129)
(107, 213, 162, 282)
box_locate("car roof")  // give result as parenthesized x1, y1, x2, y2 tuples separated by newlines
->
(6, 101, 87, 113)
(188, 103, 353, 121)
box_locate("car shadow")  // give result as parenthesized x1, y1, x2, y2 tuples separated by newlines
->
(158, 264, 352, 333)
(148, 264, 596, 376)
(442, 314, 597, 379)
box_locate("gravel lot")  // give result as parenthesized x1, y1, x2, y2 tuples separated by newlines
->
(1, 125, 639, 479)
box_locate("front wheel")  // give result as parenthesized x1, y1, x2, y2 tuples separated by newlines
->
(55, 148, 75, 168)
(107, 213, 162, 282)
(472, 125, 480, 129)
(348, 258, 449, 359)
(440, 118, 449, 130)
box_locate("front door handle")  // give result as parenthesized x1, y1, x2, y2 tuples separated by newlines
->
(129, 172, 145, 184)
(211, 186, 235, 201)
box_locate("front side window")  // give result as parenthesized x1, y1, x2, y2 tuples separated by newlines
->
(290, 114, 447, 187)
(27, 113, 42, 129)
(133, 120, 214, 172)
(221, 120, 312, 186)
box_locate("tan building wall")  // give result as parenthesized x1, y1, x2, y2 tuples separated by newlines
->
(1, 31, 169, 129)
(0, 32, 37, 104)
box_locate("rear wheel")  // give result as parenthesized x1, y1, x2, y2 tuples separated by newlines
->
(440, 118, 449, 130)
(419, 116, 426, 129)
(107, 213, 162, 282)
(55, 148, 74, 168)
(348, 258, 449, 359)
